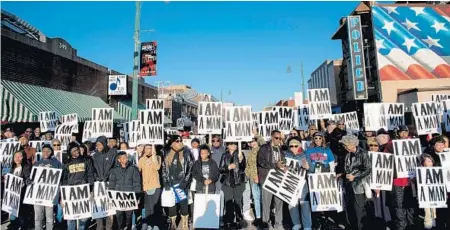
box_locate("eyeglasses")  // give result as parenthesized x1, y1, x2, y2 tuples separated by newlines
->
(273, 136, 281, 140)
(289, 145, 299, 148)
(369, 144, 378, 147)
(53, 144, 61, 147)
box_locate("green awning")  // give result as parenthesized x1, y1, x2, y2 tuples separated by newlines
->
(1, 80, 124, 123)
(117, 99, 172, 124)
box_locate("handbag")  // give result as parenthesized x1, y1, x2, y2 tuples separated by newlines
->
(161, 189, 176, 207)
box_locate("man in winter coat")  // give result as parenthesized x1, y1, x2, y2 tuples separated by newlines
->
(109, 151, 142, 230)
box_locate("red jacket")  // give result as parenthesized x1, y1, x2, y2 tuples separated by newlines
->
(383, 139, 409, 187)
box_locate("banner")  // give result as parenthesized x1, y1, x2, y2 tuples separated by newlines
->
(442, 100, 450, 132)
(61, 184, 92, 220)
(60, 113, 79, 133)
(108, 75, 127, 95)
(29, 141, 51, 162)
(139, 109, 164, 145)
(1, 173, 23, 216)
(308, 88, 332, 120)
(393, 139, 421, 178)
(39, 111, 57, 132)
(91, 108, 114, 138)
(108, 190, 138, 211)
(123, 120, 140, 148)
(332, 111, 359, 133)
(258, 110, 279, 140)
(363, 103, 404, 131)
(140, 41, 157, 77)
(0, 141, 21, 175)
(146, 99, 164, 110)
(416, 167, 447, 208)
(347, 15, 368, 100)
(370, 151, 394, 191)
(55, 124, 76, 151)
(272, 106, 295, 134)
(308, 172, 342, 212)
(224, 106, 252, 142)
(412, 102, 441, 135)
(24, 167, 62, 207)
(198, 102, 222, 134)
(92, 182, 116, 219)
(262, 169, 306, 206)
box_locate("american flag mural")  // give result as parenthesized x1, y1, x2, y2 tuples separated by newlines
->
(372, 5, 450, 81)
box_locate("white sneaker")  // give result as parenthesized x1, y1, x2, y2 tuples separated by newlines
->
(243, 210, 255, 221)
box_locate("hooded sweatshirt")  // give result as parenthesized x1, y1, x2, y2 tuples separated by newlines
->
(92, 136, 118, 182)
(304, 146, 335, 173)
(62, 156, 94, 186)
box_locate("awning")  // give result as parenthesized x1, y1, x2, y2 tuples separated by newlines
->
(1, 80, 124, 123)
(117, 99, 172, 124)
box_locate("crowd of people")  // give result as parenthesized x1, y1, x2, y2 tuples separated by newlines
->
(1, 120, 450, 230)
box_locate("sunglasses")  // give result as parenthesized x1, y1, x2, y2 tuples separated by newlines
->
(53, 144, 61, 147)
(289, 145, 299, 148)
(369, 144, 378, 147)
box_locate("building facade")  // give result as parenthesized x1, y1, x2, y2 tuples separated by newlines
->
(307, 59, 343, 106)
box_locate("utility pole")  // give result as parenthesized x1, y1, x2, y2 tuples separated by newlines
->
(131, 1, 142, 120)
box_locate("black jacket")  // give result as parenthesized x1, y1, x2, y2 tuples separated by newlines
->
(92, 136, 118, 182)
(257, 142, 285, 182)
(108, 162, 141, 192)
(192, 159, 219, 193)
(162, 147, 194, 190)
(219, 151, 246, 187)
(344, 147, 371, 194)
(62, 156, 95, 186)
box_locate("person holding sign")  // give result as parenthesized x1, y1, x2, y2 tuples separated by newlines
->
(192, 144, 220, 193)
(420, 154, 438, 229)
(8, 151, 32, 230)
(162, 135, 194, 230)
(218, 141, 246, 229)
(340, 134, 372, 230)
(109, 151, 142, 230)
(33, 144, 62, 230)
(424, 135, 446, 167)
(304, 132, 335, 173)
(138, 144, 162, 230)
(257, 130, 286, 229)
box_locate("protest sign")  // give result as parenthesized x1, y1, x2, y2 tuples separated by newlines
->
(1, 141, 21, 175)
(370, 151, 394, 191)
(61, 184, 92, 220)
(123, 120, 140, 148)
(302, 141, 312, 151)
(198, 102, 222, 134)
(108, 190, 138, 211)
(1, 173, 23, 216)
(393, 139, 421, 178)
(308, 172, 342, 212)
(296, 105, 315, 131)
(364, 103, 404, 131)
(91, 108, 114, 138)
(412, 102, 441, 135)
(272, 106, 295, 134)
(122, 149, 139, 165)
(60, 113, 79, 133)
(92, 182, 116, 219)
(139, 109, 164, 145)
(431, 94, 450, 115)
(262, 169, 306, 206)
(442, 100, 450, 132)
(332, 112, 359, 133)
(416, 167, 447, 208)
(224, 106, 252, 142)
(193, 193, 221, 229)
(308, 89, 332, 120)
(24, 167, 62, 207)
(258, 111, 279, 140)
(54, 150, 64, 164)
(39, 111, 57, 132)
(285, 157, 308, 178)
(29, 141, 51, 162)
(55, 124, 76, 150)
(82, 121, 95, 143)
(439, 151, 450, 191)
(252, 112, 261, 129)
(146, 99, 164, 110)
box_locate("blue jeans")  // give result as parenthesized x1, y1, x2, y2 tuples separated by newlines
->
(132, 208, 146, 226)
(56, 204, 64, 223)
(288, 184, 312, 230)
(67, 218, 89, 230)
(251, 182, 262, 219)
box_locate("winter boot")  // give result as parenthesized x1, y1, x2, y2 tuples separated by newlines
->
(180, 215, 189, 229)
(169, 216, 177, 230)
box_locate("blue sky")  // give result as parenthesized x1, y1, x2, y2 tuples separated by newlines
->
(2, 1, 359, 111)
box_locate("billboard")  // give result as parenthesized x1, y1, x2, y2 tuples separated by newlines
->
(108, 75, 127, 95)
(140, 41, 157, 77)
(372, 5, 450, 81)
(347, 15, 368, 100)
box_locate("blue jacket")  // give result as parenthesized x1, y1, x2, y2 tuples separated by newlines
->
(304, 146, 335, 173)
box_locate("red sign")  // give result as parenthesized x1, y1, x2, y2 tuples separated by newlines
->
(140, 41, 157, 77)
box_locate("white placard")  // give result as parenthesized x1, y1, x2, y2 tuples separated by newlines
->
(258, 111, 279, 140)
(108, 75, 127, 95)
(262, 169, 306, 207)
(24, 167, 62, 207)
(308, 172, 342, 212)
(146, 99, 164, 110)
(439, 151, 450, 191)
(138, 109, 164, 145)
(61, 184, 92, 220)
(82, 121, 95, 143)
(393, 139, 421, 178)
(193, 193, 221, 229)
(123, 120, 140, 148)
(0, 142, 21, 176)
(416, 167, 447, 208)
(332, 111, 359, 133)
(363, 103, 404, 131)
(92, 182, 116, 219)
(107, 190, 138, 211)
(198, 102, 222, 134)
(411, 102, 441, 135)
(1, 173, 23, 216)
(224, 106, 252, 142)
(60, 113, 79, 133)
(29, 141, 51, 162)
(308, 89, 332, 120)
(442, 100, 450, 132)
(55, 124, 76, 151)
(296, 105, 315, 131)
(431, 94, 450, 115)
(39, 111, 57, 132)
(91, 108, 114, 138)
(369, 151, 394, 191)
(252, 112, 261, 129)
(272, 106, 295, 134)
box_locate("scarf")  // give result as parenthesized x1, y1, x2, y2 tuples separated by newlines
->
(169, 147, 184, 183)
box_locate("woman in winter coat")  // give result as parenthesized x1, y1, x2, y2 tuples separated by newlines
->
(304, 132, 335, 173)
(9, 150, 32, 230)
(192, 144, 220, 193)
(219, 141, 246, 228)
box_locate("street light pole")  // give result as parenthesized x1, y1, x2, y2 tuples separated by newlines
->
(131, 1, 142, 120)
